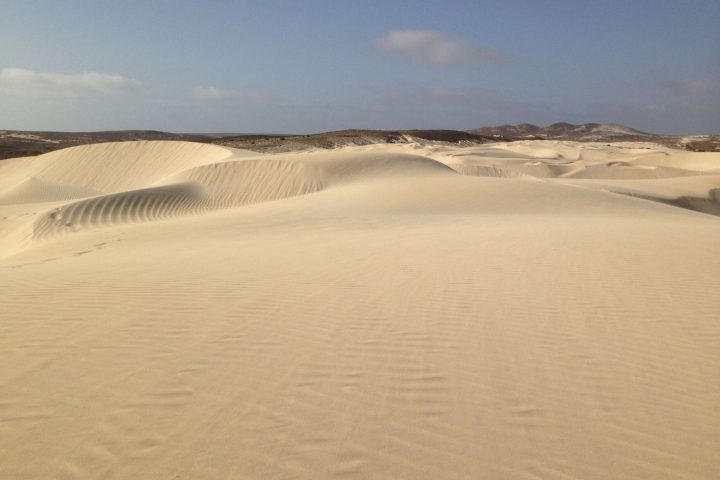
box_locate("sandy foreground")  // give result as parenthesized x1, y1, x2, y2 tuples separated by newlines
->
(1, 140, 719, 479)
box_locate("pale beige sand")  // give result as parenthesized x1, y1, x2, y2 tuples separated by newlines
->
(1, 140, 719, 479)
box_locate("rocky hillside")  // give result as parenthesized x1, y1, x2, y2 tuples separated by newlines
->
(469, 122, 656, 141)
(468, 123, 720, 151)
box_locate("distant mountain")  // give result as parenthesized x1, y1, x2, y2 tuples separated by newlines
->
(469, 122, 658, 141)
(468, 122, 720, 151)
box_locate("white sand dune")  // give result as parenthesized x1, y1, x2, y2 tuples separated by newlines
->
(1, 140, 719, 479)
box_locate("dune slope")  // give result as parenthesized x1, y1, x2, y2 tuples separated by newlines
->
(1, 140, 719, 480)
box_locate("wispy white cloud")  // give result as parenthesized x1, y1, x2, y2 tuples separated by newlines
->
(0, 67, 141, 92)
(374, 29, 504, 66)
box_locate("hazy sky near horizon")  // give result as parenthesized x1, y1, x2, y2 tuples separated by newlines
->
(1, 0, 718, 134)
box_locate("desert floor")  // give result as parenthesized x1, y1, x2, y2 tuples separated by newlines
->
(1, 140, 719, 479)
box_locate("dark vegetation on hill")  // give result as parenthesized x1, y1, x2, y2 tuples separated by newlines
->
(0, 129, 497, 159)
(211, 129, 496, 152)
(0, 130, 207, 160)
(1, 123, 717, 160)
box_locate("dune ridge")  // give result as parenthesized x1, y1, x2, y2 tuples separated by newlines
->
(1, 139, 719, 480)
(1, 140, 718, 247)
(3, 143, 463, 244)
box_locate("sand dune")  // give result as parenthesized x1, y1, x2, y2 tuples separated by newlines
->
(1, 140, 719, 479)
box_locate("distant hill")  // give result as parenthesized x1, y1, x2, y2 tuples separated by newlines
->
(0, 130, 210, 160)
(211, 129, 496, 153)
(469, 122, 657, 141)
(466, 123, 541, 138)
(2, 124, 718, 160)
(0, 129, 499, 160)
(468, 122, 720, 151)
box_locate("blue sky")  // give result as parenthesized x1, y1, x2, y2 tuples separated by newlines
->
(0, 0, 718, 134)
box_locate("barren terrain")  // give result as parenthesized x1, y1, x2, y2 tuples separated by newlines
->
(1, 139, 719, 479)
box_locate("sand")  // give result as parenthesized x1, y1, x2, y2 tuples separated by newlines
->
(1, 140, 719, 479)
